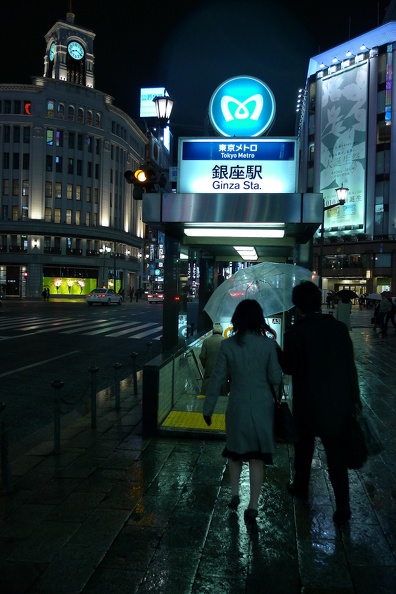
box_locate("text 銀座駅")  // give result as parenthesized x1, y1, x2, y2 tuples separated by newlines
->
(212, 164, 263, 190)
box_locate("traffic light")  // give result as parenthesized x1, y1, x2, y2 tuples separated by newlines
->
(124, 167, 158, 200)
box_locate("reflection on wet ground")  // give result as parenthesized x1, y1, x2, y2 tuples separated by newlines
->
(0, 307, 395, 593)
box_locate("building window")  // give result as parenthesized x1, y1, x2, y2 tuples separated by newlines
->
(47, 129, 54, 145)
(13, 126, 20, 143)
(2, 205, 8, 220)
(12, 179, 19, 196)
(87, 136, 92, 152)
(46, 155, 53, 171)
(45, 207, 51, 222)
(76, 210, 81, 225)
(94, 188, 99, 204)
(23, 127, 30, 143)
(68, 158, 74, 174)
(55, 156, 62, 173)
(68, 105, 75, 121)
(374, 253, 391, 267)
(14, 100, 21, 114)
(2, 179, 9, 195)
(22, 153, 30, 170)
(77, 134, 83, 150)
(96, 138, 100, 155)
(86, 186, 92, 202)
(67, 183, 73, 200)
(12, 206, 18, 221)
(87, 162, 92, 177)
(57, 103, 65, 119)
(87, 111, 93, 125)
(54, 208, 61, 223)
(12, 153, 19, 169)
(95, 164, 99, 179)
(66, 210, 72, 224)
(47, 100, 55, 118)
(93, 212, 98, 226)
(45, 181, 52, 198)
(76, 185, 81, 200)
(22, 180, 29, 196)
(95, 112, 101, 127)
(68, 132, 75, 149)
(55, 130, 63, 147)
(3, 153, 9, 168)
(77, 160, 82, 175)
(22, 206, 28, 220)
(85, 212, 90, 226)
(78, 108, 84, 123)
(4, 125, 10, 142)
(55, 182, 62, 198)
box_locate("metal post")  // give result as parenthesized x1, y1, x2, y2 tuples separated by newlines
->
(89, 365, 99, 429)
(51, 379, 64, 455)
(0, 402, 13, 493)
(130, 352, 138, 395)
(113, 362, 122, 409)
(146, 341, 152, 362)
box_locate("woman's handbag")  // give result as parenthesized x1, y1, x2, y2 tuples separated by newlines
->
(272, 382, 298, 444)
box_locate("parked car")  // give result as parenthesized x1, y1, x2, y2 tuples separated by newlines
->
(147, 291, 164, 303)
(86, 288, 123, 306)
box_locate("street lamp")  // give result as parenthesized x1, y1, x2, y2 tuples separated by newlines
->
(318, 184, 349, 290)
(99, 244, 111, 288)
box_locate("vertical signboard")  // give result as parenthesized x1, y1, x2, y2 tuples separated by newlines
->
(320, 63, 367, 232)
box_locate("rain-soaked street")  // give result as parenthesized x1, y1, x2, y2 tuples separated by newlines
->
(0, 306, 395, 593)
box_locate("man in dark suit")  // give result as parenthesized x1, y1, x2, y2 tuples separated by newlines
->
(279, 281, 362, 525)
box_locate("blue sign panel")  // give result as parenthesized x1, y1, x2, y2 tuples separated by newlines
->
(209, 76, 276, 138)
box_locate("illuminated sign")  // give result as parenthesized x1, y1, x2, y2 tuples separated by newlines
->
(178, 138, 297, 194)
(209, 76, 276, 137)
(140, 87, 166, 118)
(320, 63, 367, 233)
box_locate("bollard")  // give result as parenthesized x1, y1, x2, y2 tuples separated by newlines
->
(0, 402, 13, 494)
(51, 379, 64, 455)
(130, 352, 138, 395)
(88, 365, 99, 429)
(113, 362, 122, 410)
(146, 341, 152, 362)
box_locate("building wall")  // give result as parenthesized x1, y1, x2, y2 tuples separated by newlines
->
(0, 78, 148, 298)
(301, 24, 396, 294)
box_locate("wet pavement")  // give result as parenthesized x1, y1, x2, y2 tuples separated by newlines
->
(0, 306, 395, 594)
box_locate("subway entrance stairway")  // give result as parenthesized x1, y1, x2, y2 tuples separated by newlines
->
(0, 306, 395, 593)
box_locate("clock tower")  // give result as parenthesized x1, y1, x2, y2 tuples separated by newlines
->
(43, 9, 95, 88)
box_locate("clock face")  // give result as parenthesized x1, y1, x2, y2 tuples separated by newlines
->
(49, 42, 55, 61)
(68, 41, 84, 60)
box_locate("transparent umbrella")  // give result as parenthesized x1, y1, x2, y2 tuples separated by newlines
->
(204, 262, 314, 323)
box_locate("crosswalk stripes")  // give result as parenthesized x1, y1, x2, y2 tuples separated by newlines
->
(0, 315, 163, 339)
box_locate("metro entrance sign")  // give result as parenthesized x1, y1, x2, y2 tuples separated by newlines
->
(178, 138, 298, 194)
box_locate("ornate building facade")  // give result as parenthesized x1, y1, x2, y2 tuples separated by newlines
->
(0, 10, 148, 298)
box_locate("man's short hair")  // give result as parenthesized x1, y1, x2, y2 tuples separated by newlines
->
(213, 323, 223, 334)
(292, 281, 322, 314)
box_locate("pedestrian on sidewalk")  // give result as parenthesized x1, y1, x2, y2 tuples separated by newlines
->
(278, 281, 362, 525)
(335, 297, 352, 331)
(202, 299, 283, 523)
(385, 298, 396, 333)
(379, 293, 392, 336)
(199, 323, 227, 396)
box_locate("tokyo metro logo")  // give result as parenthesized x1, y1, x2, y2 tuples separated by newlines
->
(209, 76, 276, 138)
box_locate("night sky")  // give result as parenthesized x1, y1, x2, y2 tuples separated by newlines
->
(0, 0, 390, 141)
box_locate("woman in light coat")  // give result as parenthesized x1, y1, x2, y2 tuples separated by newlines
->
(203, 299, 282, 522)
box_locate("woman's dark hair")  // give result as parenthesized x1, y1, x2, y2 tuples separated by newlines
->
(231, 299, 275, 343)
(292, 281, 322, 314)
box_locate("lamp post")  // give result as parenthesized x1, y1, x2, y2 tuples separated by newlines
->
(318, 184, 349, 290)
(99, 244, 111, 288)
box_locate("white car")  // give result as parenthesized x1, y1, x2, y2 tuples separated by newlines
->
(86, 288, 123, 306)
(147, 291, 164, 303)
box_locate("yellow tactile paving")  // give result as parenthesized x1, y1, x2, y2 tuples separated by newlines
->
(162, 411, 225, 431)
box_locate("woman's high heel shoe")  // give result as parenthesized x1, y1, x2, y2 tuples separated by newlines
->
(244, 508, 258, 522)
(228, 495, 240, 510)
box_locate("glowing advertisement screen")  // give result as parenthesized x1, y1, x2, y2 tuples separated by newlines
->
(320, 63, 367, 233)
(140, 87, 166, 118)
(178, 138, 298, 194)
